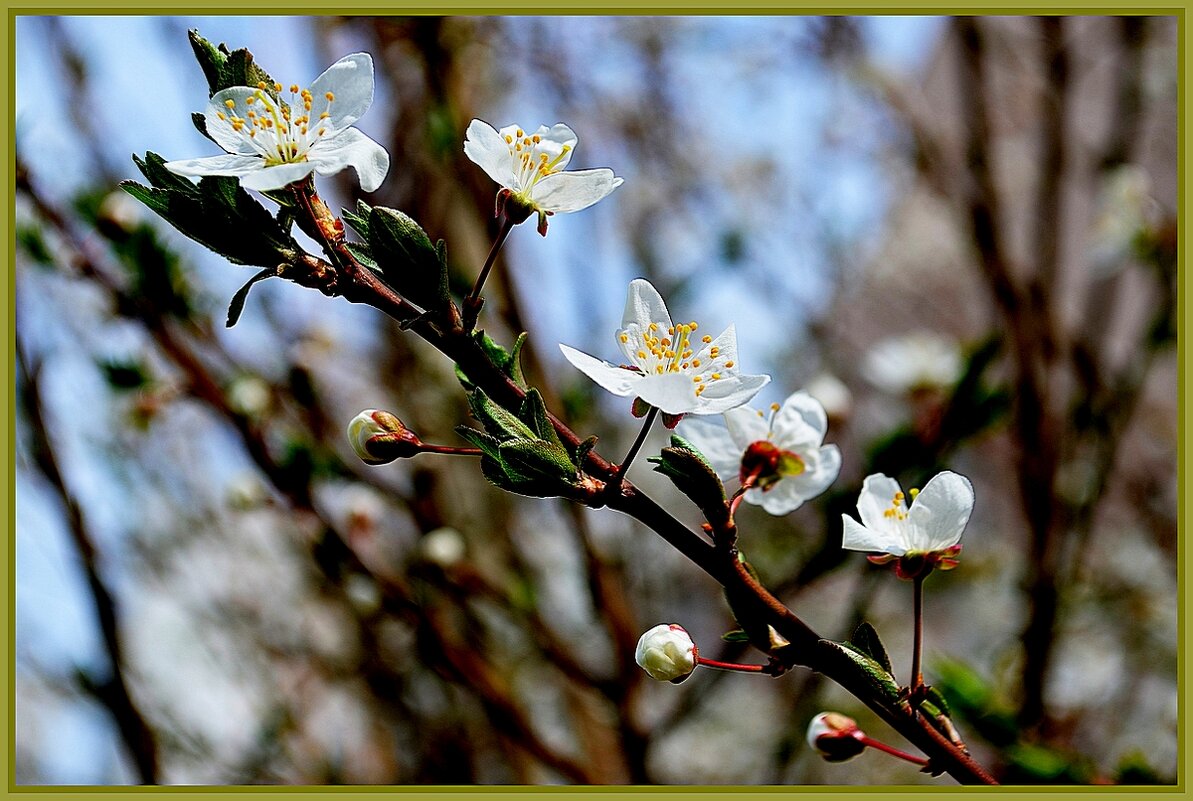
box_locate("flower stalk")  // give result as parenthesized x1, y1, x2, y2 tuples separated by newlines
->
(463, 215, 516, 330)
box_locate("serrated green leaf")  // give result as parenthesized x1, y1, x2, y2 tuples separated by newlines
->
(467, 388, 536, 442)
(648, 438, 726, 512)
(506, 332, 528, 387)
(499, 439, 577, 484)
(455, 426, 501, 460)
(342, 201, 372, 239)
(187, 29, 227, 96)
(344, 242, 379, 273)
(367, 206, 447, 309)
(849, 621, 894, 677)
(572, 435, 598, 469)
(518, 389, 564, 450)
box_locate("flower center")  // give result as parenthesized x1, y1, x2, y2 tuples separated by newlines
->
(881, 487, 919, 521)
(740, 440, 805, 490)
(618, 321, 737, 398)
(215, 81, 337, 166)
(504, 128, 571, 195)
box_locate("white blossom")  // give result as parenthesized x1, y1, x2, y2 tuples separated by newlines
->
(167, 53, 390, 192)
(464, 119, 622, 224)
(680, 391, 841, 515)
(841, 471, 974, 558)
(862, 331, 962, 395)
(559, 279, 769, 416)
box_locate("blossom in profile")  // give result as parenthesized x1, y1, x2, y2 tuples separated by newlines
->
(862, 331, 962, 395)
(559, 278, 769, 419)
(841, 471, 974, 576)
(464, 119, 623, 234)
(347, 409, 422, 465)
(634, 624, 697, 683)
(680, 391, 841, 515)
(167, 53, 390, 192)
(806, 712, 866, 762)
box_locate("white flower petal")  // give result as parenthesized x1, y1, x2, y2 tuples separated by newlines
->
(237, 161, 317, 191)
(723, 406, 770, 449)
(559, 344, 639, 397)
(463, 118, 518, 188)
(676, 417, 743, 480)
(757, 479, 805, 515)
(907, 471, 974, 551)
(204, 87, 264, 156)
(690, 372, 770, 414)
(309, 127, 390, 192)
(780, 444, 841, 500)
(309, 53, 375, 133)
(855, 473, 903, 532)
(692, 324, 739, 366)
(772, 391, 828, 448)
(539, 123, 579, 169)
(634, 372, 701, 415)
(164, 153, 265, 178)
(841, 515, 907, 555)
(531, 169, 624, 213)
(622, 278, 673, 332)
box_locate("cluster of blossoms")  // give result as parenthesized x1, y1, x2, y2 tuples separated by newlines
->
(163, 46, 977, 776)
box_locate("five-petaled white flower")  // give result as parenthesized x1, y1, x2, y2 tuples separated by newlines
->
(635, 624, 697, 683)
(559, 279, 770, 418)
(166, 53, 390, 192)
(841, 471, 974, 574)
(680, 391, 841, 515)
(464, 119, 623, 234)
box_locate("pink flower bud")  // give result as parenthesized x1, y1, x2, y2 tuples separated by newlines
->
(806, 712, 867, 762)
(347, 409, 422, 465)
(634, 624, 697, 683)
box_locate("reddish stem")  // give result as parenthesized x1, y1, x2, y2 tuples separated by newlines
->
(695, 656, 765, 673)
(857, 734, 930, 767)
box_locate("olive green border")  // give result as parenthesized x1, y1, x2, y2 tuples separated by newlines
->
(2, 5, 1186, 800)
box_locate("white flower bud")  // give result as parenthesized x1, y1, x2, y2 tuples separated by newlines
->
(634, 624, 697, 683)
(806, 712, 866, 762)
(420, 527, 466, 567)
(347, 409, 421, 465)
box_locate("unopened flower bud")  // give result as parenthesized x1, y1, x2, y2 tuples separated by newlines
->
(347, 409, 423, 465)
(806, 712, 866, 762)
(634, 624, 697, 683)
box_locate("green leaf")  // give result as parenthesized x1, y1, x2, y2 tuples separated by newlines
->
(342, 200, 373, 239)
(344, 242, 379, 273)
(721, 629, 750, 643)
(849, 621, 894, 677)
(648, 433, 725, 512)
(187, 30, 276, 97)
(460, 331, 529, 391)
(367, 206, 448, 309)
(572, 435, 598, 469)
(821, 639, 901, 703)
(518, 389, 564, 450)
(454, 426, 501, 461)
(467, 388, 536, 443)
(123, 152, 300, 268)
(226, 268, 276, 327)
(924, 685, 952, 718)
(498, 439, 577, 484)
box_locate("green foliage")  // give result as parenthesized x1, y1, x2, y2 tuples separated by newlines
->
(122, 152, 300, 269)
(821, 638, 901, 703)
(648, 433, 725, 514)
(366, 206, 449, 310)
(456, 331, 528, 392)
(16, 223, 53, 266)
(848, 621, 893, 677)
(460, 387, 583, 498)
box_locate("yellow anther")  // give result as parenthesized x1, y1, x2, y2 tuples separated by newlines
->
(320, 112, 330, 119)
(689, 321, 698, 330)
(505, 135, 513, 144)
(318, 128, 326, 136)
(655, 366, 664, 374)
(770, 402, 780, 411)
(273, 82, 283, 92)
(668, 327, 675, 335)
(710, 347, 720, 357)
(692, 359, 701, 367)
(682, 362, 689, 369)
(216, 111, 226, 121)
(225, 99, 236, 109)
(711, 373, 722, 380)
(884, 509, 895, 518)
(662, 338, 672, 347)
(664, 350, 675, 359)
(532, 134, 541, 143)
(702, 335, 712, 344)
(516, 128, 524, 137)
(257, 81, 267, 90)
(619, 333, 628, 343)
(693, 376, 703, 383)
(894, 491, 905, 503)
(649, 323, 658, 331)
(638, 351, 647, 359)
(325, 91, 335, 101)
(909, 488, 920, 499)
(290, 84, 299, 93)
(725, 361, 735, 368)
